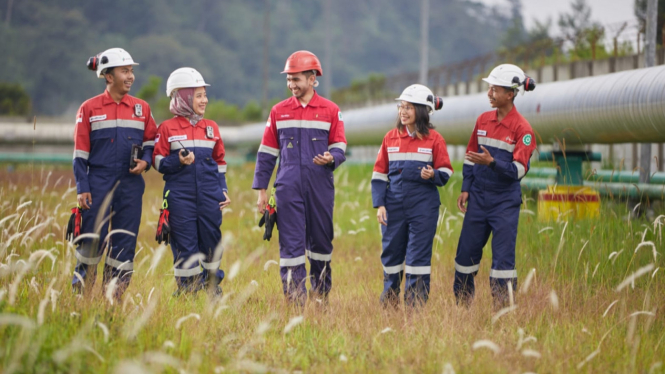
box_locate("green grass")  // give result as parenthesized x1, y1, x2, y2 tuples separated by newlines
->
(0, 163, 663, 373)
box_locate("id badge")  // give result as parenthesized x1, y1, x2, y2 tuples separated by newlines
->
(134, 104, 143, 117)
(206, 126, 214, 139)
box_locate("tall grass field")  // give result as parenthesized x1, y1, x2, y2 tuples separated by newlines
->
(0, 162, 663, 373)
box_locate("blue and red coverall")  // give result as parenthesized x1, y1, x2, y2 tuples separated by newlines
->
(153, 117, 228, 290)
(454, 105, 536, 305)
(72, 89, 157, 293)
(252, 91, 346, 301)
(372, 128, 453, 305)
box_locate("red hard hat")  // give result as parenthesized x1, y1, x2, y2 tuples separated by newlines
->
(281, 50, 323, 76)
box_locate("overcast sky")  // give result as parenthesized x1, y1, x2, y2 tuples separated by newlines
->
(477, 0, 636, 32)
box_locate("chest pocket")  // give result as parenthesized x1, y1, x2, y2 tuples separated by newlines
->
(279, 134, 298, 164)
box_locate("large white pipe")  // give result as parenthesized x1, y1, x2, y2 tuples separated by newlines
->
(3, 66, 665, 147)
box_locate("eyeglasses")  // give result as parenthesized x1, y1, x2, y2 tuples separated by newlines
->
(396, 104, 414, 111)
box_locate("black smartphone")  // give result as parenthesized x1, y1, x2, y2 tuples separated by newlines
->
(130, 144, 143, 169)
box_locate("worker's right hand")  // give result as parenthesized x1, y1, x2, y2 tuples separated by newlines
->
(457, 192, 469, 213)
(77, 192, 92, 210)
(257, 189, 268, 214)
(179, 150, 195, 165)
(377, 206, 387, 226)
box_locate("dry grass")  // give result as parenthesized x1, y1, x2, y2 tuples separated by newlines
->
(0, 162, 663, 373)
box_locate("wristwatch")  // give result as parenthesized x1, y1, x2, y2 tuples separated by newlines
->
(489, 159, 496, 170)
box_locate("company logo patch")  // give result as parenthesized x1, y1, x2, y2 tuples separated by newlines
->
(76, 117, 83, 123)
(155, 133, 161, 144)
(522, 134, 532, 146)
(266, 120, 271, 127)
(477, 130, 487, 136)
(168, 135, 187, 142)
(89, 114, 107, 122)
(338, 111, 343, 121)
(387, 147, 400, 153)
(418, 148, 432, 154)
(280, 114, 291, 118)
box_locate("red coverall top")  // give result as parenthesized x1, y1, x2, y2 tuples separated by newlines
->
(371, 128, 453, 208)
(461, 105, 536, 193)
(252, 91, 347, 190)
(73, 90, 157, 194)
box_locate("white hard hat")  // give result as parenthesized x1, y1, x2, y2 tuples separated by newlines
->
(482, 64, 529, 95)
(88, 48, 139, 78)
(395, 84, 442, 114)
(166, 67, 210, 97)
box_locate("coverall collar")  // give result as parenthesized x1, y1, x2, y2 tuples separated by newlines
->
(490, 105, 518, 128)
(102, 89, 131, 107)
(175, 115, 207, 129)
(290, 90, 322, 109)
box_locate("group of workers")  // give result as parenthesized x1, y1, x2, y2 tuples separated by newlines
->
(71, 47, 536, 308)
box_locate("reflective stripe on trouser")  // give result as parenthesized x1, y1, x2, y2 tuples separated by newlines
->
(453, 187, 520, 304)
(275, 167, 334, 299)
(72, 172, 144, 293)
(166, 185, 225, 290)
(380, 192, 438, 306)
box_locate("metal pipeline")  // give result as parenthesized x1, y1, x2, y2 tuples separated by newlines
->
(528, 167, 665, 184)
(521, 178, 665, 199)
(3, 65, 665, 147)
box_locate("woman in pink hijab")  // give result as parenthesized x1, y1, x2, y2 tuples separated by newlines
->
(153, 68, 230, 296)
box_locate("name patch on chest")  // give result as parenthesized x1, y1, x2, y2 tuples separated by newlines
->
(477, 130, 487, 136)
(168, 135, 187, 142)
(89, 115, 107, 122)
(418, 148, 432, 154)
(387, 147, 400, 153)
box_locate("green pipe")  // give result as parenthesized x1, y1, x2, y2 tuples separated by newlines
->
(0, 153, 72, 163)
(529, 168, 665, 184)
(521, 178, 665, 199)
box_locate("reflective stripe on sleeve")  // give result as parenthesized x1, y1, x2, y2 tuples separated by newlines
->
(455, 262, 480, 274)
(464, 160, 475, 166)
(372, 171, 389, 182)
(280, 255, 307, 267)
(513, 161, 526, 179)
(490, 269, 517, 279)
(73, 150, 89, 160)
(438, 167, 453, 176)
(306, 250, 332, 262)
(328, 142, 347, 152)
(143, 140, 155, 147)
(218, 165, 227, 173)
(155, 155, 164, 170)
(383, 263, 404, 274)
(105, 257, 133, 271)
(405, 265, 431, 275)
(258, 144, 279, 157)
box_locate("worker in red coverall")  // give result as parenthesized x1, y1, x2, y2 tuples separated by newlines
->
(72, 48, 157, 299)
(153, 67, 230, 296)
(454, 64, 537, 308)
(371, 84, 452, 307)
(252, 51, 347, 306)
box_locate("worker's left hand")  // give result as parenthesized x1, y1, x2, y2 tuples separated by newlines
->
(465, 145, 494, 166)
(421, 165, 435, 180)
(313, 151, 334, 166)
(129, 159, 148, 174)
(219, 192, 231, 210)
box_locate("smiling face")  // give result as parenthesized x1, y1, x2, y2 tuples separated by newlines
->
(487, 84, 514, 108)
(397, 101, 416, 128)
(286, 71, 315, 99)
(106, 65, 135, 95)
(192, 87, 208, 115)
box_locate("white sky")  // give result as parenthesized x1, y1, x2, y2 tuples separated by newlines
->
(477, 0, 636, 31)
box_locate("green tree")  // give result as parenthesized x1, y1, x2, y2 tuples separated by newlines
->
(0, 82, 31, 115)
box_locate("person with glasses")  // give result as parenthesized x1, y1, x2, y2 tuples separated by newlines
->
(371, 84, 452, 307)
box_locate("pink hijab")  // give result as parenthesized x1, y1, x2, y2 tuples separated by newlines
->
(169, 87, 203, 125)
